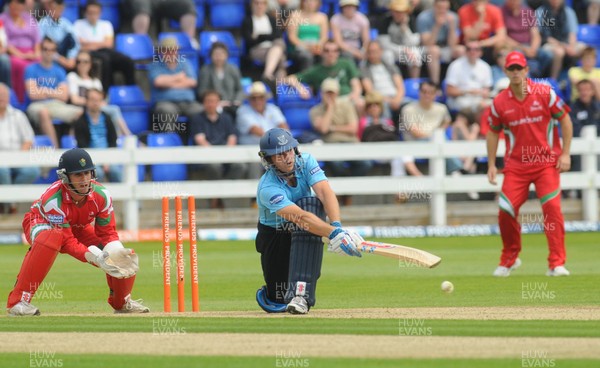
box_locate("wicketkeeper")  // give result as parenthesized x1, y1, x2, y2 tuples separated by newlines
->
(255, 128, 363, 315)
(6, 148, 148, 316)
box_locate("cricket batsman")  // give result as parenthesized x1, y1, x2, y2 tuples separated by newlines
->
(487, 51, 573, 277)
(7, 148, 148, 316)
(255, 128, 363, 314)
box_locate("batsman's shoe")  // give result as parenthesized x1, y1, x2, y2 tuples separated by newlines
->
(7, 301, 41, 316)
(286, 296, 309, 315)
(546, 265, 570, 277)
(492, 258, 522, 277)
(114, 296, 150, 314)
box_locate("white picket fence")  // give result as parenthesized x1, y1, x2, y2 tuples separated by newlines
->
(1, 126, 598, 231)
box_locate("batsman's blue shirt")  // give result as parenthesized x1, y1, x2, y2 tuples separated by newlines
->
(257, 153, 327, 228)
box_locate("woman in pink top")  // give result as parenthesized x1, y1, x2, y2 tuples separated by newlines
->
(0, 0, 41, 103)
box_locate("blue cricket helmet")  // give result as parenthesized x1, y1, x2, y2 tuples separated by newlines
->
(258, 128, 298, 158)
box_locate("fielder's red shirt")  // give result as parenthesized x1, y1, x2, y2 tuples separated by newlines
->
(27, 180, 119, 249)
(488, 79, 570, 171)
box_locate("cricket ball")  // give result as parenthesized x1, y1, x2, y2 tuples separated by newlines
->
(441, 281, 454, 293)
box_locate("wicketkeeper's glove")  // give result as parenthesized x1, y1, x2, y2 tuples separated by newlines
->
(85, 241, 139, 279)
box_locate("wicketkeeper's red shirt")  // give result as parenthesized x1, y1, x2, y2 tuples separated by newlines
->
(488, 79, 571, 171)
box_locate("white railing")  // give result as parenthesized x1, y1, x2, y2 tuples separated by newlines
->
(1, 126, 598, 231)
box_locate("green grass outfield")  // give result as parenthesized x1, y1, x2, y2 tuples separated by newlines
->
(1, 232, 599, 367)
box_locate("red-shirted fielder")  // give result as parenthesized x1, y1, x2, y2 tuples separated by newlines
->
(7, 148, 149, 316)
(487, 51, 573, 277)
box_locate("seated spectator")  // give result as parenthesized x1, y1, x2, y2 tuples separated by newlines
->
(123, 0, 199, 49)
(330, 0, 370, 62)
(416, 0, 465, 85)
(74, 0, 135, 89)
(0, 82, 40, 214)
(479, 77, 508, 139)
(491, 47, 509, 86)
(458, 0, 506, 64)
(25, 37, 83, 147)
(67, 50, 131, 136)
(451, 109, 480, 173)
(569, 79, 600, 172)
(242, 0, 287, 83)
(310, 78, 372, 189)
(149, 37, 202, 140)
(237, 82, 288, 178)
(536, 0, 585, 80)
(358, 91, 395, 140)
(0, 16, 12, 87)
(587, 0, 600, 24)
(568, 47, 600, 103)
(1, 0, 41, 103)
(287, 40, 363, 109)
(445, 41, 493, 115)
(286, 0, 329, 70)
(501, 0, 551, 78)
(38, 0, 79, 71)
(403, 79, 479, 198)
(198, 42, 244, 118)
(189, 90, 246, 209)
(377, 0, 423, 79)
(361, 40, 405, 120)
(72, 88, 122, 182)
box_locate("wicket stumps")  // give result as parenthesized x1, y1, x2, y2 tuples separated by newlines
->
(162, 196, 199, 312)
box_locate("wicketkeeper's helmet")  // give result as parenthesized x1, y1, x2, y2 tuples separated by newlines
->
(56, 148, 96, 194)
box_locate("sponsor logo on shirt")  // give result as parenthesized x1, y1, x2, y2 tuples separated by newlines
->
(530, 100, 543, 112)
(269, 194, 285, 205)
(47, 214, 64, 224)
(309, 166, 322, 175)
(508, 115, 543, 127)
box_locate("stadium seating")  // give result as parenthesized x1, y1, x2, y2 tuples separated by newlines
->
(531, 78, 566, 101)
(404, 78, 427, 101)
(577, 25, 600, 48)
(199, 31, 240, 66)
(108, 85, 150, 134)
(115, 34, 154, 70)
(158, 32, 200, 71)
(276, 83, 319, 138)
(61, 135, 77, 149)
(62, 3, 79, 23)
(32, 136, 59, 184)
(207, 0, 246, 29)
(147, 133, 188, 181)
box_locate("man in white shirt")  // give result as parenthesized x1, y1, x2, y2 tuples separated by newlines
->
(0, 83, 40, 213)
(74, 0, 135, 89)
(445, 41, 493, 114)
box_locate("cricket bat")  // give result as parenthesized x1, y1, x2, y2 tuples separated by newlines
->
(359, 241, 442, 268)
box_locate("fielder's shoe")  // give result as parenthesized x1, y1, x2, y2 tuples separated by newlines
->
(493, 258, 522, 277)
(7, 301, 40, 316)
(286, 296, 309, 315)
(546, 265, 570, 277)
(114, 296, 150, 314)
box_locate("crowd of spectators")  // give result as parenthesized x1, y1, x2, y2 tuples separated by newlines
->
(1, 0, 599, 211)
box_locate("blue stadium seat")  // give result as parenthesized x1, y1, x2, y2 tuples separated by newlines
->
(169, 1, 205, 29)
(147, 133, 187, 181)
(158, 32, 200, 71)
(208, 0, 246, 29)
(115, 34, 154, 69)
(101, 4, 120, 31)
(577, 25, 600, 48)
(61, 135, 77, 149)
(370, 28, 379, 41)
(276, 83, 318, 138)
(33, 136, 59, 184)
(199, 31, 240, 65)
(404, 78, 427, 100)
(62, 4, 79, 23)
(108, 85, 150, 134)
